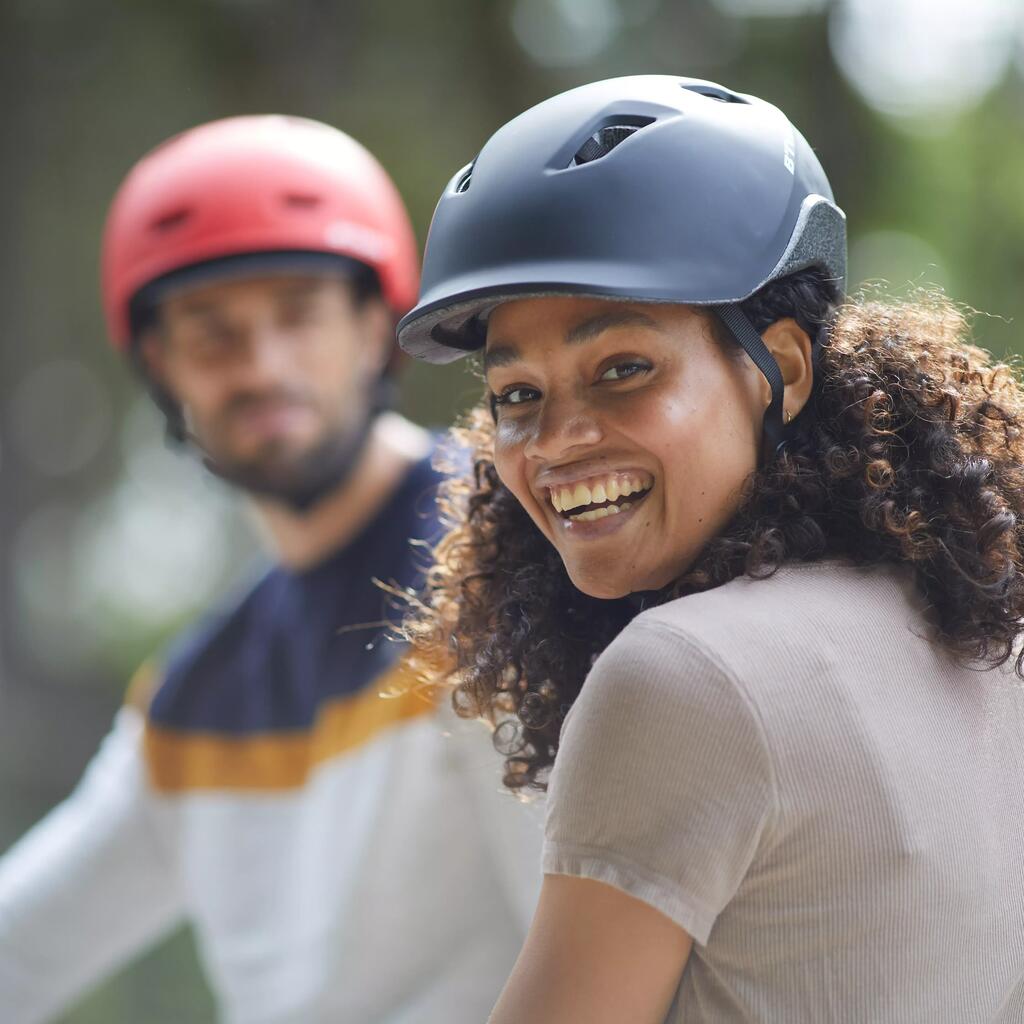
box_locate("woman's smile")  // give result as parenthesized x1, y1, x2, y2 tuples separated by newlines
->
(535, 469, 656, 548)
(553, 484, 653, 537)
(546, 470, 654, 519)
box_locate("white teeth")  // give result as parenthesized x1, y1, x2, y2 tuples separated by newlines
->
(548, 473, 654, 514)
(572, 483, 592, 509)
(571, 504, 616, 523)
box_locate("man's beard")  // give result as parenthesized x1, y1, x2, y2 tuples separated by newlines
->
(198, 408, 377, 513)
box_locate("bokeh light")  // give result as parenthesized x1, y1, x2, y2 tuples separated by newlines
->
(511, 0, 625, 67)
(829, 0, 1020, 124)
(712, 0, 826, 16)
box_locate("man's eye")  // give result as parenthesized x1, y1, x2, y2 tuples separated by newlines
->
(185, 330, 233, 356)
(600, 361, 650, 382)
(493, 385, 539, 407)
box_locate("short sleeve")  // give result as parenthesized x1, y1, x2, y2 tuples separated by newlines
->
(542, 618, 776, 945)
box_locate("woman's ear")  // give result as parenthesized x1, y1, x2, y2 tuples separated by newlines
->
(761, 317, 813, 420)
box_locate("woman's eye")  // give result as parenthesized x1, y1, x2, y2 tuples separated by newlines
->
(493, 386, 540, 407)
(600, 361, 650, 382)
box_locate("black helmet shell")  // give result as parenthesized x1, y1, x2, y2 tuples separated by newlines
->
(398, 75, 845, 363)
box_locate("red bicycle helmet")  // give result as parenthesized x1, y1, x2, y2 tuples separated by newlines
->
(101, 115, 419, 349)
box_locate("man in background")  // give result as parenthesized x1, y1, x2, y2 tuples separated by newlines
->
(0, 115, 541, 1024)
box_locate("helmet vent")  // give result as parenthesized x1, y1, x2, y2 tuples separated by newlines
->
(150, 208, 191, 233)
(572, 119, 653, 166)
(682, 83, 748, 105)
(283, 193, 321, 208)
(454, 163, 474, 194)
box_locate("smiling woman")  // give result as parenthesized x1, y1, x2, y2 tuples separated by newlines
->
(399, 76, 1024, 1024)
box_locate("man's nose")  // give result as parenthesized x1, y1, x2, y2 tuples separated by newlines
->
(231, 324, 295, 384)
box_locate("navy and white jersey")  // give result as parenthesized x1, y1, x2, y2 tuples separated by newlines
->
(0, 452, 544, 1024)
(144, 452, 446, 792)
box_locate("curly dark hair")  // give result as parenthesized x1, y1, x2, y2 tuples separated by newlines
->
(404, 269, 1024, 792)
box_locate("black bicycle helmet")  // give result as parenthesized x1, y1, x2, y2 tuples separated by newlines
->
(398, 75, 846, 454)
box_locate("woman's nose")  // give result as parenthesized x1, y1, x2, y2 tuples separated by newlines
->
(523, 393, 604, 462)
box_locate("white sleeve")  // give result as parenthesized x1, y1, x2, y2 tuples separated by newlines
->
(442, 703, 545, 937)
(0, 705, 185, 1024)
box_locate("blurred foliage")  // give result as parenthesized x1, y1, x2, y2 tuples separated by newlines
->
(54, 929, 216, 1024)
(2, 0, 1023, 1019)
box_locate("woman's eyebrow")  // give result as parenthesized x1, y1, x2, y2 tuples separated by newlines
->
(483, 343, 520, 372)
(485, 309, 662, 373)
(565, 309, 661, 345)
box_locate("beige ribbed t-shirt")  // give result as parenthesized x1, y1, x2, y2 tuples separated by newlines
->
(543, 562, 1024, 1023)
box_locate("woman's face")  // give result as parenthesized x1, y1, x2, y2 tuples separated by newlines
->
(485, 295, 767, 599)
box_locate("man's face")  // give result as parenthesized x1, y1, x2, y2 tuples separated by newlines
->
(142, 272, 391, 503)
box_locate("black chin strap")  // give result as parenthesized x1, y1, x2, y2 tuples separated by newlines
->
(711, 304, 786, 461)
(625, 590, 662, 613)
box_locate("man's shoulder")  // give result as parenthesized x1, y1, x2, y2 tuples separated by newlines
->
(132, 554, 433, 793)
(141, 562, 286, 727)
(384, 444, 448, 537)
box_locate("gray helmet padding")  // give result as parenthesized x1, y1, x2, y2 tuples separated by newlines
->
(398, 75, 846, 363)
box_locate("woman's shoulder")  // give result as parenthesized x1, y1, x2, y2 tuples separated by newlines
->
(633, 559, 922, 663)
(567, 592, 777, 783)
(573, 560, 930, 772)
(600, 560, 933, 727)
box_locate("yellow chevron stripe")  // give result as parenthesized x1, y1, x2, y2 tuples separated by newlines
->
(143, 659, 439, 793)
(125, 660, 160, 714)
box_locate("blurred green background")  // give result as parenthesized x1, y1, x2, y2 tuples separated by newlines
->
(1, 0, 1022, 1018)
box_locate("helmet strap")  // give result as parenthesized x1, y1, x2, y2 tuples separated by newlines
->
(711, 304, 787, 462)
